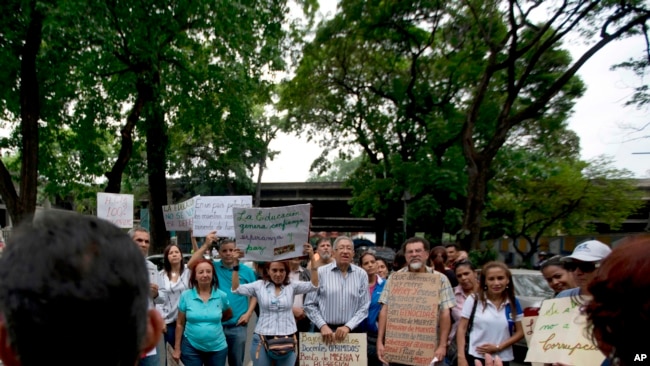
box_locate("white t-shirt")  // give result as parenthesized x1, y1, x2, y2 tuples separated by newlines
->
(461, 295, 522, 361)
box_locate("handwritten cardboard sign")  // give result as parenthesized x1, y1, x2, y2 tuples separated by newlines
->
(233, 204, 310, 261)
(298, 332, 366, 366)
(384, 271, 440, 366)
(162, 196, 198, 231)
(522, 316, 544, 366)
(166, 343, 184, 366)
(192, 196, 252, 237)
(525, 297, 604, 365)
(97, 193, 134, 228)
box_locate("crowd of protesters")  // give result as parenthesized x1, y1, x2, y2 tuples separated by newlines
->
(0, 212, 646, 366)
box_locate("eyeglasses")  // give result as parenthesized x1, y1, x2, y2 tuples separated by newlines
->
(564, 261, 599, 273)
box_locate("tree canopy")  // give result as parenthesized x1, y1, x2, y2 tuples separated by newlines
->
(281, 0, 650, 249)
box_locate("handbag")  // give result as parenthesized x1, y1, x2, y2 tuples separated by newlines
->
(258, 334, 297, 360)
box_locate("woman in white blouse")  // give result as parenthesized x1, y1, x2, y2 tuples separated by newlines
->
(158, 244, 191, 348)
(232, 243, 319, 366)
(456, 261, 524, 366)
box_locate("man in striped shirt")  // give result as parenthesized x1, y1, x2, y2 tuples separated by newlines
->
(304, 236, 369, 344)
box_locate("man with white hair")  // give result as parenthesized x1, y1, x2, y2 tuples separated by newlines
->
(304, 236, 369, 343)
(557, 240, 612, 298)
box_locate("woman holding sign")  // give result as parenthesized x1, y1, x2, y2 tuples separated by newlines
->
(456, 261, 524, 366)
(232, 243, 319, 366)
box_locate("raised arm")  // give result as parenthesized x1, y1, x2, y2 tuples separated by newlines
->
(187, 231, 217, 269)
(304, 243, 320, 287)
(190, 229, 199, 253)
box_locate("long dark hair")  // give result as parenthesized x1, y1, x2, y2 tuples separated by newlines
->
(428, 246, 448, 273)
(478, 261, 517, 320)
(162, 244, 187, 280)
(189, 258, 219, 290)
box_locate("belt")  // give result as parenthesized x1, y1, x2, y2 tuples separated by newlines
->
(223, 323, 243, 328)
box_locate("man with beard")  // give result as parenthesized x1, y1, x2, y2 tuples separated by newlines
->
(308, 237, 335, 268)
(376, 237, 455, 365)
(304, 236, 369, 344)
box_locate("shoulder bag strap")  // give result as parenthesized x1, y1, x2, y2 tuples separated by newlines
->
(465, 295, 479, 349)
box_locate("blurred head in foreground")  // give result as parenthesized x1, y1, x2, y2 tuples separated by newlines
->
(0, 212, 162, 366)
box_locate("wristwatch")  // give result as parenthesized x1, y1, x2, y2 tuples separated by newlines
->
(232, 265, 240, 271)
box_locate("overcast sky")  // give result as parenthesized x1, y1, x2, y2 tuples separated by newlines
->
(260, 1, 650, 183)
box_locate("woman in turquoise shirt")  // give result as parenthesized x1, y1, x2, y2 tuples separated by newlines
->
(173, 258, 233, 366)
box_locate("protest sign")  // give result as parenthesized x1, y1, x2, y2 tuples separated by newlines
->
(166, 344, 184, 366)
(192, 196, 252, 237)
(384, 271, 440, 366)
(525, 297, 604, 365)
(162, 196, 198, 231)
(233, 204, 310, 261)
(97, 192, 133, 228)
(298, 332, 366, 366)
(522, 316, 544, 366)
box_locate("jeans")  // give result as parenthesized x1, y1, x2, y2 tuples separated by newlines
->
(164, 322, 177, 346)
(180, 335, 228, 366)
(251, 333, 296, 366)
(138, 353, 159, 366)
(223, 325, 247, 366)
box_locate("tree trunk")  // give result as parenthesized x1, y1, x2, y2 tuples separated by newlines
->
(254, 149, 267, 207)
(104, 79, 149, 193)
(459, 158, 489, 252)
(12, 2, 43, 225)
(145, 71, 169, 253)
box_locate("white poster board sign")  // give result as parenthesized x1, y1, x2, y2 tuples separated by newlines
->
(525, 297, 604, 365)
(192, 196, 252, 237)
(162, 196, 198, 231)
(298, 332, 367, 366)
(233, 204, 310, 261)
(97, 193, 134, 228)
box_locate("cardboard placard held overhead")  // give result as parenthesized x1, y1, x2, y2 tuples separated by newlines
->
(233, 204, 311, 261)
(192, 196, 252, 237)
(162, 196, 198, 231)
(97, 193, 134, 228)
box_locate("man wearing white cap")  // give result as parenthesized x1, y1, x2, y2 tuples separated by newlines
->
(556, 240, 611, 298)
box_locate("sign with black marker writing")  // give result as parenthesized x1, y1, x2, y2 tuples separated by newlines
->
(162, 196, 198, 231)
(192, 196, 252, 237)
(298, 332, 366, 366)
(97, 193, 134, 228)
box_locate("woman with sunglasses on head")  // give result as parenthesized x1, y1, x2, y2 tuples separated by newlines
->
(231, 244, 319, 366)
(447, 260, 479, 366)
(158, 243, 191, 352)
(539, 255, 575, 297)
(429, 246, 459, 287)
(555, 240, 611, 299)
(456, 261, 524, 366)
